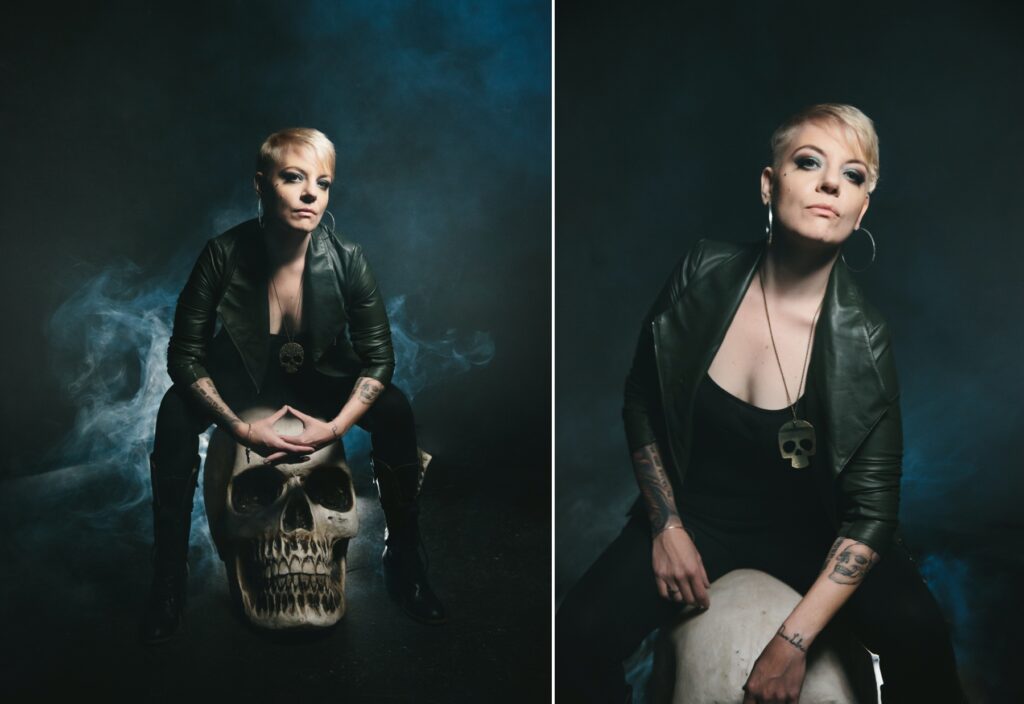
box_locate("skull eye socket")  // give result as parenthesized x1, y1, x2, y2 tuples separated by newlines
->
(799, 439, 814, 451)
(232, 465, 286, 513)
(304, 466, 353, 511)
(782, 440, 797, 453)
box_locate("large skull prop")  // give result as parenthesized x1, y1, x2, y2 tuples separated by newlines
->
(647, 569, 879, 703)
(204, 407, 358, 629)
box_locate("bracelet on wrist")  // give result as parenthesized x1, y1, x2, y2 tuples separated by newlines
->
(653, 523, 686, 539)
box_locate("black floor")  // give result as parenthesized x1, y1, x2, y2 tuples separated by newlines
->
(0, 453, 550, 702)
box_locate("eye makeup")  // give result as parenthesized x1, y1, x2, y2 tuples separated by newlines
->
(792, 151, 867, 185)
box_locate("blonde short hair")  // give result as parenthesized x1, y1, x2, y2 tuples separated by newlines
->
(770, 104, 879, 192)
(256, 127, 336, 177)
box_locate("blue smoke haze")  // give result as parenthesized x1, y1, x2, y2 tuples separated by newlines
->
(38, 246, 494, 586)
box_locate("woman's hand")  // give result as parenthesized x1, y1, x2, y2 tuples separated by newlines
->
(652, 525, 711, 608)
(274, 405, 341, 456)
(741, 630, 808, 704)
(238, 405, 316, 464)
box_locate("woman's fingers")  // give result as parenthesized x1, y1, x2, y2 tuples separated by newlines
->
(284, 405, 315, 423)
(271, 437, 315, 454)
(656, 578, 669, 600)
(690, 575, 710, 609)
(674, 579, 695, 605)
(267, 405, 290, 422)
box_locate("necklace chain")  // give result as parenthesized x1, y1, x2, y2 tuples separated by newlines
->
(270, 266, 305, 342)
(758, 263, 825, 421)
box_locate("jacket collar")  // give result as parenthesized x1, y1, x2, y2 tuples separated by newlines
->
(652, 239, 890, 478)
(217, 220, 348, 392)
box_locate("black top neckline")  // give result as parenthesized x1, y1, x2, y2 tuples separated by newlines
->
(703, 373, 803, 415)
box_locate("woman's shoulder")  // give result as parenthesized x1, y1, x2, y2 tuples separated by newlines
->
(667, 237, 759, 288)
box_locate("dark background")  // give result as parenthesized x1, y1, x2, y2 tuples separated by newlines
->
(0, 1, 550, 702)
(556, 1, 1022, 701)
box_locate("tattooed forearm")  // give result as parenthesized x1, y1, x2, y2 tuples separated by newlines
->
(775, 625, 807, 653)
(820, 537, 843, 573)
(190, 377, 244, 435)
(826, 539, 879, 585)
(631, 443, 681, 533)
(349, 377, 384, 405)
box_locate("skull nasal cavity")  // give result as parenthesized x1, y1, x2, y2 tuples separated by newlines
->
(282, 494, 314, 532)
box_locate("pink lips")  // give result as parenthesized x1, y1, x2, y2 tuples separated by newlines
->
(807, 204, 839, 217)
(294, 209, 317, 217)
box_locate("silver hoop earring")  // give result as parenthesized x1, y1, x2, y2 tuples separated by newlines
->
(257, 199, 265, 229)
(324, 210, 336, 233)
(841, 226, 876, 272)
(765, 204, 773, 245)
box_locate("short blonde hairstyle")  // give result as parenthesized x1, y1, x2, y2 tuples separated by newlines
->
(256, 127, 336, 177)
(770, 104, 879, 192)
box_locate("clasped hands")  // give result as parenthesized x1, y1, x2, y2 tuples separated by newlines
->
(653, 526, 807, 703)
(236, 405, 342, 464)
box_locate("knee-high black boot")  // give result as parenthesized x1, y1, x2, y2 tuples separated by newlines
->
(372, 456, 447, 625)
(140, 452, 200, 644)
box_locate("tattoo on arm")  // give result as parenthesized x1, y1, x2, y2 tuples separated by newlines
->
(820, 537, 844, 572)
(190, 378, 244, 434)
(776, 625, 807, 653)
(631, 443, 681, 533)
(349, 377, 383, 405)
(826, 539, 879, 585)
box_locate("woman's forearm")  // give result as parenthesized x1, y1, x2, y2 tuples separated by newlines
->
(631, 442, 683, 534)
(189, 377, 247, 439)
(774, 537, 881, 653)
(330, 376, 385, 437)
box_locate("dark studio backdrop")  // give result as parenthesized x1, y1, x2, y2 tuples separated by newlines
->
(0, 1, 550, 701)
(556, 0, 1023, 701)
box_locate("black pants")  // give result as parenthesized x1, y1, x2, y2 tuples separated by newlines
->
(555, 510, 967, 704)
(151, 375, 420, 482)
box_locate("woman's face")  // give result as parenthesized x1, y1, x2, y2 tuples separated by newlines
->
(761, 120, 871, 248)
(255, 145, 333, 233)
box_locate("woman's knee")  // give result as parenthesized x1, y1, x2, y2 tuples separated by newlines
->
(365, 384, 415, 430)
(152, 384, 211, 464)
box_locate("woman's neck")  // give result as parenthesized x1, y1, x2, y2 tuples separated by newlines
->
(262, 221, 311, 270)
(762, 230, 840, 302)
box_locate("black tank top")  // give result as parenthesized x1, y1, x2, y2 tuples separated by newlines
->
(677, 373, 830, 531)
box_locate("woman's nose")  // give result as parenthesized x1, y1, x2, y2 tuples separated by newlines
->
(818, 171, 840, 195)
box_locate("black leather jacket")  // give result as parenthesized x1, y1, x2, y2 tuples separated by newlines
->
(623, 238, 903, 557)
(167, 218, 394, 394)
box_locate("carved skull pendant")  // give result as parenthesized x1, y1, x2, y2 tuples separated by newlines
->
(279, 341, 305, 373)
(778, 419, 816, 469)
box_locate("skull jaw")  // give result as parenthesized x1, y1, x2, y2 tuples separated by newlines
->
(788, 452, 811, 469)
(229, 540, 349, 629)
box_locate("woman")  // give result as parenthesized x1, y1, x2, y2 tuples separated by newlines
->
(556, 105, 966, 703)
(141, 127, 446, 644)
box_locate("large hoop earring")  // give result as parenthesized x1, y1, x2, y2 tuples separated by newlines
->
(765, 204, 773, 245)
(841, 226, 876, 272)
(257, 198, 265, 229)
(324, 210, 336, 233)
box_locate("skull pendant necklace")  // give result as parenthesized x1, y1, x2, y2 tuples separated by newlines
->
(759, 263, 825, 469)
(271, 268, 305, 374)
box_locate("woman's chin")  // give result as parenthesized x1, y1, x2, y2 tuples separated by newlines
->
(780, 227, 848, 250)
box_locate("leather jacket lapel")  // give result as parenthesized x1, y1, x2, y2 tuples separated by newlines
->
(303, 226, 348, 366)
(651, 243, 762, 476)
(217, 222, 270, 392)
(807, 260, 891, 476)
